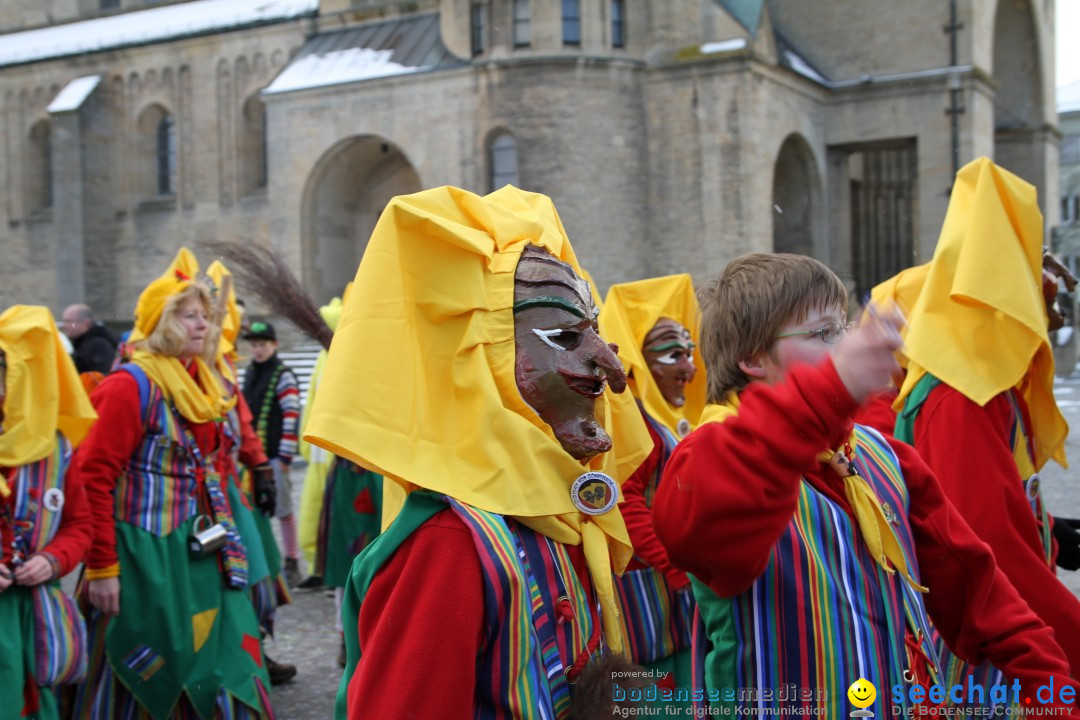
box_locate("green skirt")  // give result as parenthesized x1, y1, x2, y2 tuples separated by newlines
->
(95, 517, 271, 719)
(0, 586, 59, 720)
(317, 461, 383, 589)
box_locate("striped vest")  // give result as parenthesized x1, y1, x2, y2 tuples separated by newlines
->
(612, 413, 694, 664)
(339, 493, 602, 720)
(694, 426, 935, 716)
(114, 365, 248, 587)
(9, 433, 71, 556)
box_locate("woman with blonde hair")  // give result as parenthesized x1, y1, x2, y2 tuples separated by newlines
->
(71, 248, 274, 718)
(0, 305, 96, 720)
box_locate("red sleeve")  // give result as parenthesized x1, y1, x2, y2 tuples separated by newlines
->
(653, 358, 859, 597)
(235, 393, 268, 469)
(348, 509, 484, 720)
(40, 448, 93, 576)
(72, 372, 145, 571)
(853, 389, 898, 436)
(912, 386, 1080, 677)
(620, 416, 688, 589)
(890, 437, 1077, 706)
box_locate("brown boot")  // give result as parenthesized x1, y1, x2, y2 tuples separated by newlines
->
(265, 654, 297, 685)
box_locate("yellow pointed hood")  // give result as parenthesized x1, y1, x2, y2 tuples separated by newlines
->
(895, 157, 1067, 469)
(599, 275, 706, 436)
(0, 306, 97, 472)
(304, 185, 652, 653)
(130, 247, 200, 343)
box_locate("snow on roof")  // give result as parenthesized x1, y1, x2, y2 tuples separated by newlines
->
(0, 0, 317, 68)
(783, 49, 827, 84)
(262, 13, 465, 95)
(700, 38, 747, 55)
(1059, 80, 1080, 115)
(264, 47, 418, 94)
(47, 75, 101, 113)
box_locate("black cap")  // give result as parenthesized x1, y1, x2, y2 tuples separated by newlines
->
(243, 321, 276, 341)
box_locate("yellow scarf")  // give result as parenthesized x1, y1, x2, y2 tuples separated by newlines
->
(304, 185, 652, 654)
(893, 158, 1067, 470)
(0, 306, 98, 495)
(598, 275, 707, 436)
(700, 392, 926, 592)
(130, 351, 233, 424)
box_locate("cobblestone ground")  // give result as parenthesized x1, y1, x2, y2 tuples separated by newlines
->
(263, 464, 342, 720)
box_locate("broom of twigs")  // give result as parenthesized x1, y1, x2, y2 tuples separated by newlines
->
(202, 239, 334, 350)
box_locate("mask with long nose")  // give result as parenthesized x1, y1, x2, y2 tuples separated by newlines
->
(513, 246, 627, 461)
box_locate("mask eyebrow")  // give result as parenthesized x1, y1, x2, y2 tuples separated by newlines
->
(512, 295, 587, 319)
(646, 341, 695, 353)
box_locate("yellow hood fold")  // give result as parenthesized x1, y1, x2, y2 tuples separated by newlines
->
(303, 185, 652, 653)
(894, 157, 1066, 470)
(0, 306, 97, 470)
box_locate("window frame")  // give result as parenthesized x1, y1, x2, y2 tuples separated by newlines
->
(562, 0, 581, 46)
(490, 132, 519, 191)
(513, 0, 531, 48)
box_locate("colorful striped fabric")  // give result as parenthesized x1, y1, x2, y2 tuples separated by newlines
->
(114, 371, 202, 537)
(31, 583, 88, 686)
(205, 472, 250, 589)
(447, 499, 600, 720)
(697, 425, 935, 716)
(613, 412, 694, 664)
(10, 433, 70, 556)
(8, 432, 89, 688)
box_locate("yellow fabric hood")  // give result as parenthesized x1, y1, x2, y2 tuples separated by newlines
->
(599, 274, 706, 435)
(895, 157, 1067, 470)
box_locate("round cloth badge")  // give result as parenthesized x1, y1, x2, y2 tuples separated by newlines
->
(43, 488, 65, 513)
(571, 472, 618, 515)
(676, 419, 692, 438)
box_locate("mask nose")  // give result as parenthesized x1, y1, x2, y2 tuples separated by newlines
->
(586, 333, 626, 393)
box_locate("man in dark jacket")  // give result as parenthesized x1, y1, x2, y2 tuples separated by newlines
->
(60, 304, 119, 374)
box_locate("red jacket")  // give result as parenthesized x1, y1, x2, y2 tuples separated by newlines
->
(619, 410, 689, 589)
(911, 383, 1080, 676)
(653, 358, 1076, 707)
(345, 509, 593, 719)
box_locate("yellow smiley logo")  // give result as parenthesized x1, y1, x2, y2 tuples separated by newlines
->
(847, 678, 877, 709)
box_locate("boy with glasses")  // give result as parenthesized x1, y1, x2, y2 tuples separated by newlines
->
(652, 252, 1076, 715)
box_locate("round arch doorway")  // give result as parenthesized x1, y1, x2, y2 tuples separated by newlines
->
(301, 136, 421, 305)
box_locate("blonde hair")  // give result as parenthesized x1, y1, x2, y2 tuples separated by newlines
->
(699, 253, 848, 402)
(136, 283, 213, 358)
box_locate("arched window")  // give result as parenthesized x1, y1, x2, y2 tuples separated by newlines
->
(137, 104, 176, 199)
(513, 0, 531, 48)
(27, 120, 53, 211)
(156, 114, 175, 195)
(490, 132, 519, 190)
(241, 94, 268, 193)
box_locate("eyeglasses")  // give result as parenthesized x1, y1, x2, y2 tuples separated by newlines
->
(776, 321, 854, 345)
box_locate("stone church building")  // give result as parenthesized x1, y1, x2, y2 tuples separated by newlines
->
(0, 0, 1060, 322)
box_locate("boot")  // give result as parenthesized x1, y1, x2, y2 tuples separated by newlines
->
(337, 639, 347, 668)
(265, 654, 297, 685)
(296, 574, 323, 591)
(283, 558, 302, 589)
